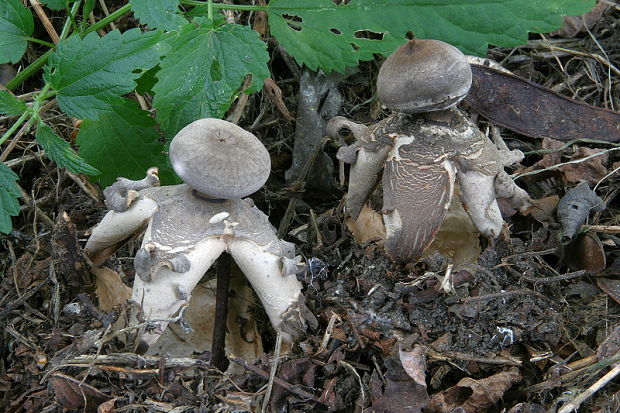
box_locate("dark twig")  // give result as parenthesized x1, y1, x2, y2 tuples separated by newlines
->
(461, 288, 556, 308)
(211, 255, 232, 372)
(229, 356, 321, 403)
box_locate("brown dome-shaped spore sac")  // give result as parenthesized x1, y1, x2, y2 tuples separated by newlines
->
(169, 118, 271, 199)
(377, 39, 472, 113)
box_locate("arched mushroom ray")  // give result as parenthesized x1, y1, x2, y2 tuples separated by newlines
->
(132, 238, 227, 346)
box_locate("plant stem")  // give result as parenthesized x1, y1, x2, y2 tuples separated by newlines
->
(85, 4, 132, 34)
(0, 112, 30, 146)
(5, 52, 50, 91)
(207, 0, 213, 20)
(25, 37, 56, 48)
(180, 0, 267, 12)
(65, 3, 80, 34)
(60, 1, 83, 40)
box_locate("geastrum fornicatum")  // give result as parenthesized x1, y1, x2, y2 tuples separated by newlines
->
(328, 39, 531, 263)
(85, 118, 317, 347)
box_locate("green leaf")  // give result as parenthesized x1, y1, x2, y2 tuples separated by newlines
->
(0, 90, 26, 116)
(0, 0, 34, 64)
(44, 29, 165, 120)
(76, 99, 176, 187)
(131, 0, 187, 31)
(153, 23, 269, 136)
(40, 0, 72, 10)
(0, 161, 20, 234)
(267, 0, 596, 72)
(36, 121, 101, 175)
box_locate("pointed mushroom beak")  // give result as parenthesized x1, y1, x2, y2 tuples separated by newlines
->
(345, 145, 391, 220)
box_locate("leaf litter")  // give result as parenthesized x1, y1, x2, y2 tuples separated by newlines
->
(1, 3, 620, 413)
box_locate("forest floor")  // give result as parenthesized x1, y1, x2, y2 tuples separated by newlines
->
(1, 2, 620, 413)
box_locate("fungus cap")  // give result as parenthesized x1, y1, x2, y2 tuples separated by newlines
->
(377, 39, 472, 113)
(169, 118, 271, 199)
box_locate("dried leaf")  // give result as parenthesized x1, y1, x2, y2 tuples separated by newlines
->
(427, 368, 522, 413)
(597, 278, 620, 305)
(371, 355, 429, 413)
(49, 373, 112, 410)
(530, 195, 560, 223)
(345, 204, 386, 243)
(550, 1, 608, 38)
(466, 64, 620, 142)
(564, 232, 606, 273)
(92, 266, 131, 312)
(398, 345, 428, 388)
(97, 398, 117, 413)
(560, 147, 609, 185)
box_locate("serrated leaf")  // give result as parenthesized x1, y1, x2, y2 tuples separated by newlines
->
(131, 0, 187, 31)
(76, 99, 176, 187)
(0, 90, 26, 116)
(0, 0, 34, 64)
(267, 0, 595, 72)
(0, 161, 20, 234)
(40, 0, 73, 10)
(36, 121, 100, 175)
(152, 23, 269, 136)
(44, 29, 164, 120)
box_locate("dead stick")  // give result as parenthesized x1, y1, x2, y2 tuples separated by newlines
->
(211, 255, 231, 372)
(229, 356, 320, 402)
(29, 0, 60, 44)
(558, 360, 620, 413)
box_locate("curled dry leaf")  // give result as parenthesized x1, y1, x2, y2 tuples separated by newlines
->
(427, 367, 522, 413)
(92, 266, 131, 313)
(345, 204, 386, 243)
(466, 64, 620, 143)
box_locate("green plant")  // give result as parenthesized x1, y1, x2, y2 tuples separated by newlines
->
(0, 0, 595, 233)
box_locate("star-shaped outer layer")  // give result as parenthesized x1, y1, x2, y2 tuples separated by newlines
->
(331, 108, 531, 263)
(85, 174, 317, 347)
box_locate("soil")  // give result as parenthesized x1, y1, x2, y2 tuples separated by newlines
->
(1, 3, 620, 413)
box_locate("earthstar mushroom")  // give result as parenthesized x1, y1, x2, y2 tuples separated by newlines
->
(329, 39, 531, 262)
(85, 118, 317, 347)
